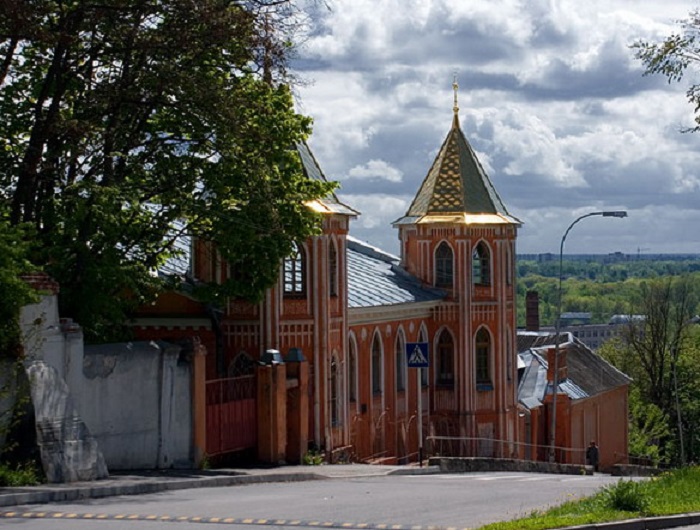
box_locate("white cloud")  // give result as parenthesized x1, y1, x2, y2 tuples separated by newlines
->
(347, 159, 403, 183)
(296, 0, 700, 255)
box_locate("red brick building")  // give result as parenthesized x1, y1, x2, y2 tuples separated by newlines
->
(133, 87, 627, 467)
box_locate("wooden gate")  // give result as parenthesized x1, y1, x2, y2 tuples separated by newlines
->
(205, 375, 257, 456)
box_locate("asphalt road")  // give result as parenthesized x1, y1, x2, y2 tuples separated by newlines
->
(1, 471, 628, 529)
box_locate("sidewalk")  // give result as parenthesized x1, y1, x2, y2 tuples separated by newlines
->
(0, 464, 433, 508)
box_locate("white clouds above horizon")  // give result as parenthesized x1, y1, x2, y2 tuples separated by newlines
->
(347, 159, 404, 182)
(295, 0, 700, 255)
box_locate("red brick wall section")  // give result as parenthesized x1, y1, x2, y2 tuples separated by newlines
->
(21, 272, 60, 295)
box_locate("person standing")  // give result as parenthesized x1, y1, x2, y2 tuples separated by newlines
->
(586, 440, 600, 472)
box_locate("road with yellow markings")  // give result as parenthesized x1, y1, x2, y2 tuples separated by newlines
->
(0, 472, 622, 529)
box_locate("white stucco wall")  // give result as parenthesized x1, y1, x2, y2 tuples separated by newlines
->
(77, 341, 193, 469)
(18, 294, 194, 470)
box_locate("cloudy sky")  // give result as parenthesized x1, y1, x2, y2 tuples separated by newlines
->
(292, 0, 700, 256)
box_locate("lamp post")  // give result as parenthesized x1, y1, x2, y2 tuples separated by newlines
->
(548, 210, 627, 463)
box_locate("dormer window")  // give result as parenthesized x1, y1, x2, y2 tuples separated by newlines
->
(472, 242, 490, 286)
(284, 242, 306, 297)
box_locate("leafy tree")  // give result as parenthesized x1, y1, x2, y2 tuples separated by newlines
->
(0, 219, 37, 357)
(600, 277, 699, 465)
(633, 9, 700, 132)
(0, 0, 335, 342)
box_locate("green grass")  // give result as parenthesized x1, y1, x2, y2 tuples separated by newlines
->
(478, 467, 700, 530)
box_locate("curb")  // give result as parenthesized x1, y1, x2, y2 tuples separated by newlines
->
(557, 513, 700, 530)
(0, 472, 325, 508)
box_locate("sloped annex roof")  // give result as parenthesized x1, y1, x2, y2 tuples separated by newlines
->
(517, 331, 631, 410)
(393, 105, 520, 227)
(346, 236, 445, 308)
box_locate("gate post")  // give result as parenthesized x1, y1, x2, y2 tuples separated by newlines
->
(285, 348, 308, 464)
(191, 338, 207, 468)
(257, 353, 287, 465)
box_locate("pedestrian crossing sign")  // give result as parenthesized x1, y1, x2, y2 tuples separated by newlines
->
(406, 342, 429, 368)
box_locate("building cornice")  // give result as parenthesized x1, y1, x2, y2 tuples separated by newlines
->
(348, 300, 440, 326)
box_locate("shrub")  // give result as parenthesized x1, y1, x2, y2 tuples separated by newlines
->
(0, 462, 42, 487)
(602, 480, 650, 513)
(303, 449, 325, 465)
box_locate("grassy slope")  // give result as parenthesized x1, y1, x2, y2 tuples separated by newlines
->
(479, 467, 700, 530)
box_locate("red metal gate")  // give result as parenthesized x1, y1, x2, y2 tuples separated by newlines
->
(205, 375, 257, 456)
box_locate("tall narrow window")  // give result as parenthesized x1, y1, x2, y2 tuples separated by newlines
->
(284, 242, 306, 296)
(435, 242, 454, 288)
(437, 329, 454, 387)
(348, 338, 357, 402)
(395, 331, 406, 392)
(372, 333, 383, 395)
(472, 242, 491, 286)
(476, 328, 492, 387)
(331, 356, 340, 426)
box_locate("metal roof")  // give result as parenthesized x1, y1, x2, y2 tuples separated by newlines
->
(516, 331, 631, 410)
(297, 142, 359, 217)
(393, 114, 520, 227)
(517, 349, 589, 410)
(346, 237, 445, 308)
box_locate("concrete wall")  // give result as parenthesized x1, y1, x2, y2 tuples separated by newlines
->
(19, 293, 195, 471)
(76, 341, 193, 470)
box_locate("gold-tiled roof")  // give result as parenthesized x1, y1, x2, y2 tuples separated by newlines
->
(394, 115, 520, 227)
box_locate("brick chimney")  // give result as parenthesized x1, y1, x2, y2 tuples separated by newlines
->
(526, 291, 540, 331)
(546, 346, 568, 384)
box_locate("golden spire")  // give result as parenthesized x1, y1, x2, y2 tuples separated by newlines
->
(452, 73, 459, 116)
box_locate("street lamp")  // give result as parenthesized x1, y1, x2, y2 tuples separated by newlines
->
(548, 210, 627, 463)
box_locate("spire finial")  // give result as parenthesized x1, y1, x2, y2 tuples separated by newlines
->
(452, 72, 459, 116)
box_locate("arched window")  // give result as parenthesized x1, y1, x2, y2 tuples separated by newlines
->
(472, 242, 491, 286)
(348, 337, 357, 402)
(228, 352, 254, 377)
(476, 328, 492, 387)
(329, 240, 338, 297)
(437, 329, 455, 387)
(395, 331, 406, 392)
(419, 327, 428, 387)
(372, 333, 383, 395)
(284, 242, 306, 296)
(435, 242, 454, 288)
(331, 356, 340, 426)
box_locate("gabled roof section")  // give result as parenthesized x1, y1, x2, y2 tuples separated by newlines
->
(296, 141, 359, 217)
(346, 236, 445, 308)
(516, 331, 631, 410)
(393, 89, 520, 227)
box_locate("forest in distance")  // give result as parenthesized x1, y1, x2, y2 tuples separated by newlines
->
(515, 255, 700, 328)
